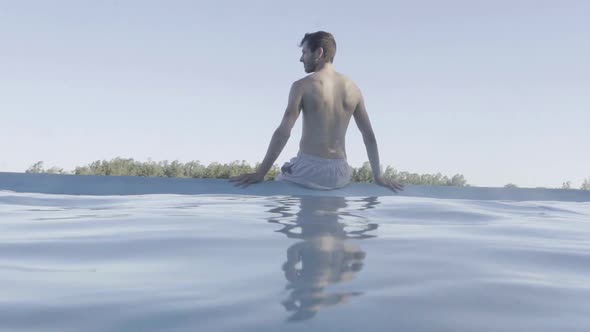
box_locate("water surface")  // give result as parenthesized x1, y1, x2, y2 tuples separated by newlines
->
(1, 191, 589, 331)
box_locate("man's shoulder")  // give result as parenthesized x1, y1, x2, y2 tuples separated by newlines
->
(295, 71, 358, 86)
(336, 72, 360, 88)
(288, 78, 307, 96)
(294, 75, 313, 86)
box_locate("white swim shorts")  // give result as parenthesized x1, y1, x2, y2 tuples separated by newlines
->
(275, 151, 353, 190)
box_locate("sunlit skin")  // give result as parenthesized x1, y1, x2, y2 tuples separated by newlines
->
(230, 40, 403, 192)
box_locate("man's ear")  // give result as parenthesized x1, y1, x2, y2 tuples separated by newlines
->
(316, 47, 324, 60)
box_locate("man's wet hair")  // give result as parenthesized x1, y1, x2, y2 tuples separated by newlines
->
(299, 31, 337, 63)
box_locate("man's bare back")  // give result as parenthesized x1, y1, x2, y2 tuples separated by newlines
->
(230, 31, 403, 192)
(297, 68, 359, 160)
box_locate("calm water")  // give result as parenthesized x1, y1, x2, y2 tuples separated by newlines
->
(1, 191, 589, 331)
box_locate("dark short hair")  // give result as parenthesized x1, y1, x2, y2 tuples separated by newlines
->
(299, 31, 337, 63)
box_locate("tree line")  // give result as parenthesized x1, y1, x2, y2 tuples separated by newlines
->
(504, 180, 590, 190)
(25, 158, 469, 186)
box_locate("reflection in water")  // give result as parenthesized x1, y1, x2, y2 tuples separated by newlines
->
(267, 196, 380, 322)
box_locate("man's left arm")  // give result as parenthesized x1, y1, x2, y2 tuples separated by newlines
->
(230, 81, 303, 187)
(256, 81, 303, 175)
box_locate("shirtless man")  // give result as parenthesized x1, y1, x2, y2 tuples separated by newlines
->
(230, 31, 403, 192)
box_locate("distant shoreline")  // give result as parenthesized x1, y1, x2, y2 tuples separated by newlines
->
(23, 158, 469, 187)
(20, 158, 590, 190)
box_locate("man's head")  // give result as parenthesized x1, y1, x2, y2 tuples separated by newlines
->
(299, 31, 336, 73)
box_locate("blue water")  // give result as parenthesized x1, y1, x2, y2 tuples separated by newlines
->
(1, 190, 590, 331)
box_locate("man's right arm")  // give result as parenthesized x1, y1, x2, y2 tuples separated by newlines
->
(353, 93, 404, 192)
(353, 94, 382, 178)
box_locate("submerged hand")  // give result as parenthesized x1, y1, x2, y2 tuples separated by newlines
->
(375, 176, 404, 193)
(229, 172, 265, 188)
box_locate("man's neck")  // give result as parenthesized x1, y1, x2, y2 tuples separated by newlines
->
(314, 62, 334, 73)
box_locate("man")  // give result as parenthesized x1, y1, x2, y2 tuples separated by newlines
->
(229, 31, 403, 192)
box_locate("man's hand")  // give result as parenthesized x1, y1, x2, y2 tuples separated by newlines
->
(229, 172, 266, 188)
(375, 176, 404, 193)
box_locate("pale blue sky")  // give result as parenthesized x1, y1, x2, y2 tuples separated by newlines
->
(1, 0, 589, 188)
